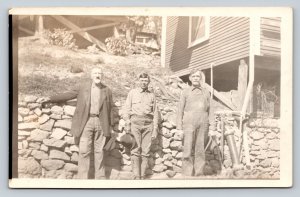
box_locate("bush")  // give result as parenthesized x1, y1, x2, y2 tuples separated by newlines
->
(105, 37, 133, 56)
(43, 28, 78, 50)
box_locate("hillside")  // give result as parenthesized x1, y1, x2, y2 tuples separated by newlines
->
(18, 37, 171, 101)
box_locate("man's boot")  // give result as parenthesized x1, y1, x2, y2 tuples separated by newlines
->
(131, 155, 141, 179)
(141, 156, 149, 179)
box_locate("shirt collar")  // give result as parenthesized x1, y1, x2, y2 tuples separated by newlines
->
(139, 87, 150, 93)
(191, 85, 203, 91)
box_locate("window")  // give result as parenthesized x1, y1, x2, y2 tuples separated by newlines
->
(188, 16, 210, 47)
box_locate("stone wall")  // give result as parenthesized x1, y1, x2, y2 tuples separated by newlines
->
(17, 95, 280, 179)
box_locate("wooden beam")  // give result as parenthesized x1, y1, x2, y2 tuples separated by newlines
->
(203, 82, 237, 111)
(237, 59, 248, 110)
(51, 15, 107, 52)
(70, 22, 120, 33)
(19, 26, 34, 35)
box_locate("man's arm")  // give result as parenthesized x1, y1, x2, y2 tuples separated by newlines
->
(152, 96, 159, 139)
(108, 88, 115, 127)
(176, 90, 186, 130)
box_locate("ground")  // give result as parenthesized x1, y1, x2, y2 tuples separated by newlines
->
(18, 36, 171, 100)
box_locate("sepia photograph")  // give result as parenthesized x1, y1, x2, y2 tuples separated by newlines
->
(9, 7, 293, 188)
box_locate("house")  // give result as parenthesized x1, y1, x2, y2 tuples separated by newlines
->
(164, 16, 281, 116)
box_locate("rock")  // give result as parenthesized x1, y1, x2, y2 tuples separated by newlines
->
(18, 157, 42, 178)
(51, 105, 64, 115)
(152, 164, 167, 172)
(50, 114, 62, 120)
(49, 149, 70, 161)
(162, 137, 171, 149)
(163, 153, 172, 161)
(166, 170, 176, 178)
(119, 171, 134, 180)
(28, 129, 50, 142)
(171, 150, 178, 157)
(176, 160, 182, 167)
(162, 122, 174, 129)
(41, 159, 65, 171)
(18, 149, 32, 157)
(266, 132, 278, 140)
(70, 145, 79, 152)
(155, 158, 163, 165)
(19, 122, 39, 130)
(24, 95, 38, 103)
(161, 127, 173, 138)
(64, 147, 72, 155)
(24, 114, 38, 122)
(40, 144, 49, 152)
(43, 138, 67, 149)
(18, 130, 31, 136)
(18, 114, 23, 122)
(64, 163, 78, 172)
(18, 102, 27, 107)
(38, 114, 50, 124)
(39, 119, 55, 131)
(173, 130, 184, 141)
(110, 149, 122, 159)
(173, 165, 182, 173)
(62, 115, 72, 119)
(51, 128, 68, 140)
(64, 136, 75, 145)
(31, 150, 48, 160)
(54, 119, 72, 131)
(175, 152, 183, 159)
(271, 158, 280, 168)
(18, 108, 30, 117)
(164, 160, 173, 167)
(223, 159, 232, 168)
(28, 142, 41, 149)
(22, 140, 29, 149)
(250, 131, 265, 140)
(162, 148, 172, 154)
(259, 159, 272, 168)
(170, 141, 182, 151)
(27, 103, 41, 110)
(253, 139, 268, 149)
(34, 108, 42, 116)
(64, 105, 76, 116)
(250, 145, 261, 151)
(166, 113, 177, 127)
(18, 136, 26, 140)
(71, 152, 78, 163)
(42, 108, 51, 115)
(268, 139, 280, 151)
(171, 158, 177, 165)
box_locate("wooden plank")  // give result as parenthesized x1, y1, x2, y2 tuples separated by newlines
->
(237, 60, 248, 110)
(203, 83, 237, 111)
(51, 15, 107, 52)
(70, 22, 120, 33)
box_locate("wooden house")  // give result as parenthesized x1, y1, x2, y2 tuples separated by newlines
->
(164, 16, 281, 116)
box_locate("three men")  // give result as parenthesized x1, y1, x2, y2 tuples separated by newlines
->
(176, 69, 210, 176)
(123, 73, 159, 179)
(42, 67, 115, 179)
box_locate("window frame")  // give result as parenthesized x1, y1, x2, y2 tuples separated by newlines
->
(188, 16, 210, 48)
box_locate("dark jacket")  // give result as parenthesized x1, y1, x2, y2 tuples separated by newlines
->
(50, 80, 114, 138)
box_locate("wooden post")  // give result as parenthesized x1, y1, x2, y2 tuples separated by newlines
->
(35, 15, 44, 36)
(237, 59, 248, 110)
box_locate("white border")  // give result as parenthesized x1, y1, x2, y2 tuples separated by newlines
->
(9, 7, 293, 188)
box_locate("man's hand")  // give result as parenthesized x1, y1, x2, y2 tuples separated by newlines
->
(125, 125, 131, 134)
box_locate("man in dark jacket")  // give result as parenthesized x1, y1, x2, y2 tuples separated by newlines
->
(41, 67, 114, 179)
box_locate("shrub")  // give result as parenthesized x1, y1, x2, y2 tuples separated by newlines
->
(43, 28, 78, 50)
(105, 37, 133, 56)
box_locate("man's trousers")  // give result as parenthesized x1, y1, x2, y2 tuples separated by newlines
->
(77, 117, 106, 179)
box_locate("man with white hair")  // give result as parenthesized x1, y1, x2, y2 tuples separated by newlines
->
(41, 66, 115, 179)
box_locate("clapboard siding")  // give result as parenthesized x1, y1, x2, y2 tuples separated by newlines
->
(165, 16, 250, 73)
(260, 17, 281, 57)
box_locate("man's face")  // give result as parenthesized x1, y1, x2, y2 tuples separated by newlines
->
(189, 71, 202, 87)
(91, 68, 103, 85)
(139, 77, 150, 90)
